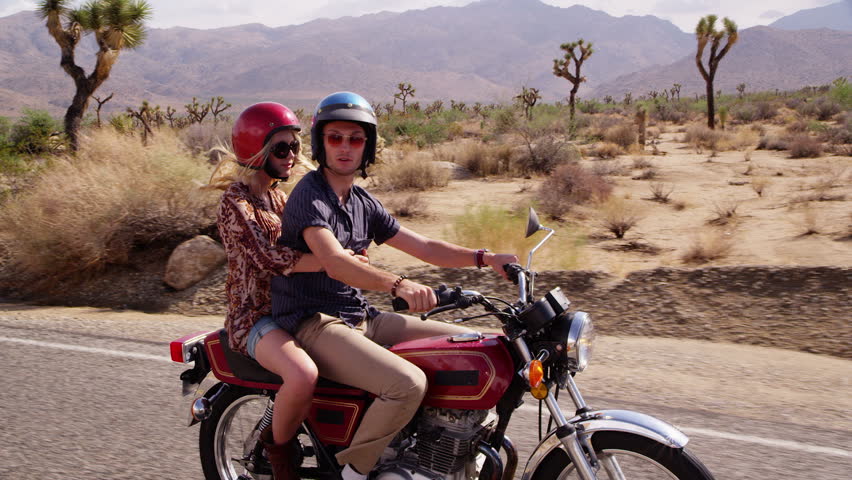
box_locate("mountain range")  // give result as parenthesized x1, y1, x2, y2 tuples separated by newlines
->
(0, 0, 850, 117)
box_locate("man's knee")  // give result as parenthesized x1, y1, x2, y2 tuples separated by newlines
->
(385, 365, 427, 403)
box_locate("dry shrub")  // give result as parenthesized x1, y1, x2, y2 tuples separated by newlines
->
(785, 119, 809, 134)
(796, 203, 820, 235)
(387, 194, 427, 218)
(786, 134, 824, 158)
(451, 142, 510, 176)
(632, 167, 658, 180)
(684, 123, 727, 150)
(516, 134, 581, 174)
(751, 177, 770, 197)
(537, 163, 612, 219)
(709, 200, 740, 225)
(374, 155, 450, 191)
(0, 129, 218, 289)
(681, 230, 733, 264)
(583, 115, 624, 140)
(648, 182, 674, 203)
(448, 204, 582, 270)
(598, 197, 642, 239)
(603, 123, 637, 148)
(632, 157, 653, 169)
(590, 160, 628, 177)
(180, 121, 234, 159)
(757, 135, 788, 151)
(592, 142, 623, 159)
(646, 126, 662, 140)
(728, 127, 760, 151)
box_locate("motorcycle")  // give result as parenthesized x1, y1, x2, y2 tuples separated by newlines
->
(171, 207, 715, 480)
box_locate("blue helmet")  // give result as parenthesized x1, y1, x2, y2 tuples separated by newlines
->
(311, 92, 378, 177)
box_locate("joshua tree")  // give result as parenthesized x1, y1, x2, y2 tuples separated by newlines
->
(92, 92, 113, 128)
(37, 0, 152, 151)
(210, 96, 232, 124)
(671, 83, 682, 101)
(127, 100, 156, 144)
(515, 86, 541, 120)
(695, 15, 738, 129)
(185, 97, 210, 124)
(394, 83, 416, 113)
(736, 83, 746, 98)
(164, 105, 178, 128)
(553, 39, 594, 129)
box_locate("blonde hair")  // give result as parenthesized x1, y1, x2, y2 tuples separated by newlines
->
(204, 135, 315, 191)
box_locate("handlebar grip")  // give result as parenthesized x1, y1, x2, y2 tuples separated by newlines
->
(392, 284, 454, 312)
(503, 263, 523, 285)
(392, 297, 409, 312)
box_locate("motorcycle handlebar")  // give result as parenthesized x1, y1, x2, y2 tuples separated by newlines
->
(391, 284, 457, 313)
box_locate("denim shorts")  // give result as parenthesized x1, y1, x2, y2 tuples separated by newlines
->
(246, 315, 282, 359)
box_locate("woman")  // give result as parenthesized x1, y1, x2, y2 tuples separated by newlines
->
(211, 102, 363, 480)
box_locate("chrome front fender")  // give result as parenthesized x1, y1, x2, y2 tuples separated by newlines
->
(520, 409, 689, 480)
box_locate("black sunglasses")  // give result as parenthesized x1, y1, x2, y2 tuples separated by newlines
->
(269, 140, 300, 159)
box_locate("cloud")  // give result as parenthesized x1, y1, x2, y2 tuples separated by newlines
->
(758, 10, 785, 19)
(651, 0, 715, 15)
(0, 0, 36, 17)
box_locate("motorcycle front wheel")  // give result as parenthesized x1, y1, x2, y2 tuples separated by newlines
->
(199, 386, 273, 480)
(529, 431, 715, 480)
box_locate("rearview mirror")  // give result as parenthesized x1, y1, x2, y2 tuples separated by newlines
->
(525, 207, 541, 238)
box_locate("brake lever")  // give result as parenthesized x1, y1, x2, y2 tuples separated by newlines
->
(420, 304, 459, 321)
(420, 294, 483, 320)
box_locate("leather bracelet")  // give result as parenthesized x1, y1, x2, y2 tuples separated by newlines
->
(475, 249, 489, 269)
(390, 274, 408, 297)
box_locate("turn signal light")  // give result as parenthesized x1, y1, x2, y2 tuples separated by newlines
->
(528, 360, 544, 388)
(530, 382, 549, 400)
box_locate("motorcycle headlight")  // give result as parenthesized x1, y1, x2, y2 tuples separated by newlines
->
(565, 311, 594, 372)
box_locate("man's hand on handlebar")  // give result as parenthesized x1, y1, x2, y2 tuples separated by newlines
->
(395, 279, 437, 312)
(484, 252, 520, 280)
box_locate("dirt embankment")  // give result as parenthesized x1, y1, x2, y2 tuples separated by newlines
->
(3, 260, 849, 359)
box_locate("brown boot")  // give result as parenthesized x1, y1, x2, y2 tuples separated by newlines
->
(260, 427, 300, 480)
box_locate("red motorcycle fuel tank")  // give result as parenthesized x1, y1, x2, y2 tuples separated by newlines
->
(390, 333, 514, 410)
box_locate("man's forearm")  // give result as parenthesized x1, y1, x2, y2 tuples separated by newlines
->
(323, 252, 399, 293)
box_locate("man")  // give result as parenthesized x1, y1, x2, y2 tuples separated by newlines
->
(271, 91, 518, 480)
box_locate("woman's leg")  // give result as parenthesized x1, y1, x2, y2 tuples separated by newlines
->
(254, 328, 319, 444)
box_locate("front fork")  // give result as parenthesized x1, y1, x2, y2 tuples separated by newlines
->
(513, 338, 601, 480)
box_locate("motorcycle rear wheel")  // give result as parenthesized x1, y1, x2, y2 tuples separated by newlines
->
(529, 431, 715, 480)
(199, 387, 273, 480)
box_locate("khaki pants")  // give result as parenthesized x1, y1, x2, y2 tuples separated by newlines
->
(294, 311, 472, 473)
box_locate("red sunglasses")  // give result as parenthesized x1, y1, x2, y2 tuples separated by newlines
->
(324, 133, 367, 148)
(269, 140, 300, 159)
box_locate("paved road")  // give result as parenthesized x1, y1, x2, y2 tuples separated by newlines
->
(1, 304, 850, 479)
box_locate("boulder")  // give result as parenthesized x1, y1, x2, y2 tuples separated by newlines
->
(164, 235, 226, 290)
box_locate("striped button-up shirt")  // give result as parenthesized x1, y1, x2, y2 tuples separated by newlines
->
(271, 170, 400, 332)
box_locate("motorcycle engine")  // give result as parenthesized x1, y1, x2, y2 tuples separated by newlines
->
(375, 407, 492, 480)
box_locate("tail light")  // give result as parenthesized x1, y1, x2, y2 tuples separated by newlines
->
(170, 331, 211, 363)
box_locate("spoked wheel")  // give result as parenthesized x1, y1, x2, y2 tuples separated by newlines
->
(199, 387, 273, 480)
(529, 432, 715, 480)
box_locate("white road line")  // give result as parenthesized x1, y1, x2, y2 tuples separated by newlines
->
(0, 336, 170, 363)
(518, 403, 851, 458)
(679, 426, 851, 458)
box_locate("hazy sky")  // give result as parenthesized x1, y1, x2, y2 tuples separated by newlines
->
(0, 0, 842, 32)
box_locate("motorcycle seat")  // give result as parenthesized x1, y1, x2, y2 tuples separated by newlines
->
(217, 329, 364, 395)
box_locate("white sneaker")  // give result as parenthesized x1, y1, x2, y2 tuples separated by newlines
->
(341, 464, 367, 480)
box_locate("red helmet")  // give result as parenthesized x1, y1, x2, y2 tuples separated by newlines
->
(231, 102, 301, 169)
